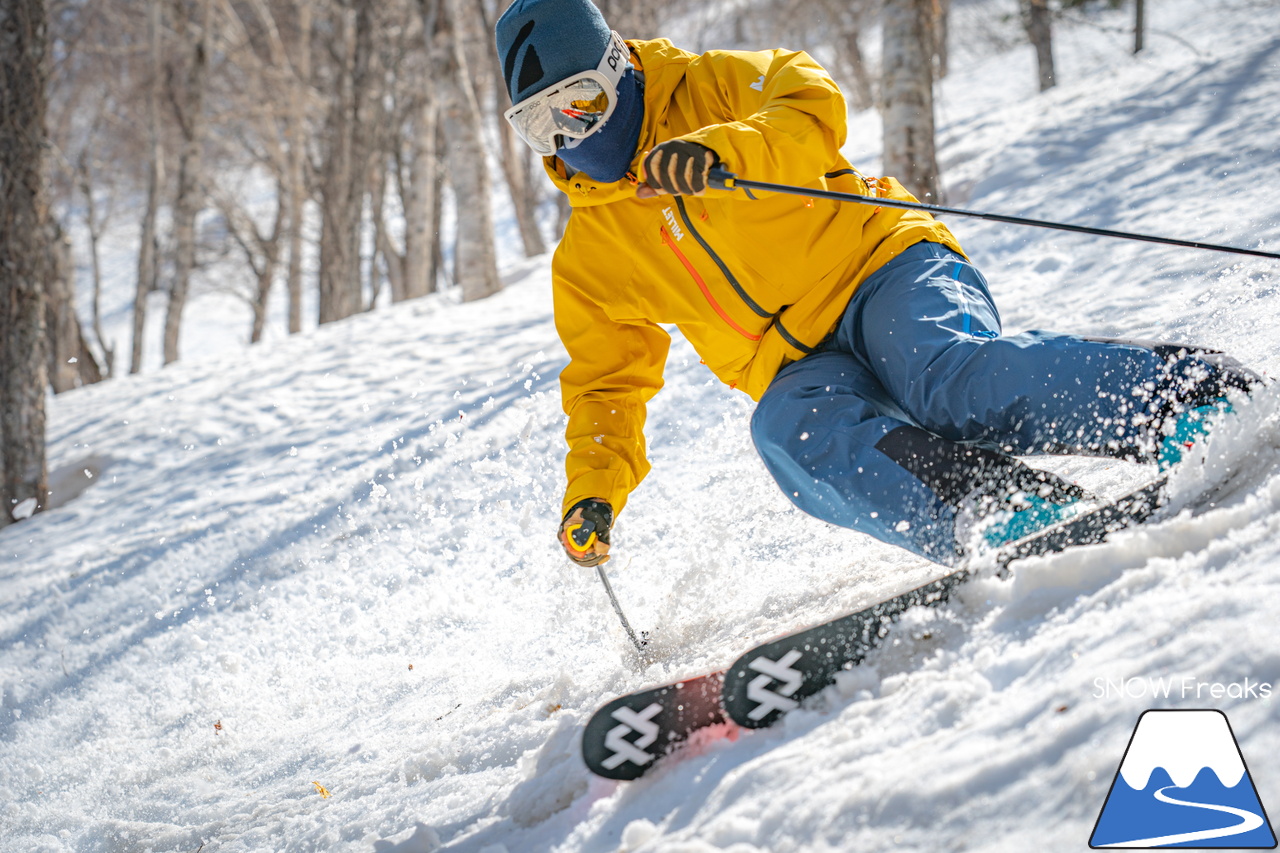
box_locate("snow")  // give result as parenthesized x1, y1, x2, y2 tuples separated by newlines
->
(4, 0, 1280, 850)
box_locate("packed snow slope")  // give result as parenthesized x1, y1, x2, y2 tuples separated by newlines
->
(4, 1, 1280, 851)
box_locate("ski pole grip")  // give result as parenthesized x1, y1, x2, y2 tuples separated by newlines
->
(568, 521, 598, 552)
(709, 166, 738, 191)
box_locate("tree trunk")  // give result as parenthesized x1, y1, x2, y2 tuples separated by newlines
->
(163, 0, 214, 366)
(881, 0, 941, 202)
(285, 0, 312, 335)
(496, 114, 547, 258)
(842, 24, 875, 111)
(934, 0, 951, 79)
(0, 0, 51, 527)
(437, 0, 499, 302)
(45, 218, 78, 393)
(402, 93, 438, 299)
(480, 0, 545, 259)
(317, 0, 374, 325)
(366, 157, 388, 312)
(817, 0, 875, 111)
(431, 118, 447, 290)
(1022, 0, 1056, 92)
(132, 0, 164, 374)
(251, 190, 286, 343)
(45, 217, 100, 392)
(77, 149, 114, 377)
(1134, 0, 1145, 54)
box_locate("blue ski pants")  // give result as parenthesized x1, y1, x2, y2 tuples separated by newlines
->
(750, 241, 1186, 563)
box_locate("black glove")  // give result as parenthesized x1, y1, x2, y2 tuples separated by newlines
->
(641, 140, 720, 196)
(557, 499, 613, 567)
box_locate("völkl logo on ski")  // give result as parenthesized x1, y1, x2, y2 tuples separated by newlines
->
(1090, 709, 1277, 848)
(582, 673, 728, 781)
(601, 702, 662, 770)
(744, 650, 805, 721)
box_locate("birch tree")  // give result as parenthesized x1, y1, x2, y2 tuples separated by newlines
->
(132, 0, 165, 373)
(432, 0, 499, 302)
(316, 0, 375, 324)
(163, 0, 215, 365)
(285, 0, 312, 333)
(74, 116, 118, 377)
(481, 0, 545, 258)
(819, 0, 876, 111)
(399, 90, 440, 299)
(45, 217, 102, 392)
(1021, 0, 1055, 91)
(881, 0, 941, 201)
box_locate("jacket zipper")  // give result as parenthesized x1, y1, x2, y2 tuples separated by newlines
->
(659, 200, 819, 356)
(673, 198, 772, 319)
(660, 226, 761, 342)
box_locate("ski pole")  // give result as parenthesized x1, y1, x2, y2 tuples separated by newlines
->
(708, 167, 1280, 262)
(594, 562, 651, 663)
(563, 518, 648, 661)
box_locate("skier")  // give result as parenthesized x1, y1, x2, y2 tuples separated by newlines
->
(494, 0, 1257, 567)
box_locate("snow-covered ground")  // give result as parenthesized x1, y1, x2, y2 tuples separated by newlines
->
(4, 0, 1280, 850)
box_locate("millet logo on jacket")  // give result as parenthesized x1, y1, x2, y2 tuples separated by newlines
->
(663, 207, 685, 241)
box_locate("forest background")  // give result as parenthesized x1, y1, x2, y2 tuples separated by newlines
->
(0, 0, 1143, 524)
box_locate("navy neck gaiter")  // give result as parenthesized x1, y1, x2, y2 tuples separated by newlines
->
(556, 68, 645, 183)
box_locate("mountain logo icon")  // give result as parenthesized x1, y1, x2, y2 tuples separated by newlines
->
(1090, 709, 1277, 848)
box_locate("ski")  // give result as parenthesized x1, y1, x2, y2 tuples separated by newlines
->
(581, 671, 727, 780)
(721, 475, 1169, 728)
(581, 474, 1169, 778)
(995, 474, 1167, 568)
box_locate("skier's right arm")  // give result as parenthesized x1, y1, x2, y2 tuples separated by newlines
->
(552, 242, 670, 563)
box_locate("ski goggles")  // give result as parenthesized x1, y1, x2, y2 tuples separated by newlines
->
(503, 30, 630, 156)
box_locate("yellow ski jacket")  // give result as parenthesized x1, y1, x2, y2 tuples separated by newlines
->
(549, 38, 964, 517)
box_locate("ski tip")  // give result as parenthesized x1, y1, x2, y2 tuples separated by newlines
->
(581, 674, 727, 780)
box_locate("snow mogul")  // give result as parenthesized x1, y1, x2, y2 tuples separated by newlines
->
(493, 0, 1258, 567)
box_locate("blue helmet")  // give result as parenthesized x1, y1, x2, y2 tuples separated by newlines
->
(495, 0, 613, 105)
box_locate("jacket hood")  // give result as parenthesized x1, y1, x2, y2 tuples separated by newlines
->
(543, 38, 695, 208)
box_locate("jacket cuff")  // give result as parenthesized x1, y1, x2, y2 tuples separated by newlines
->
(563, 467, 630, 518)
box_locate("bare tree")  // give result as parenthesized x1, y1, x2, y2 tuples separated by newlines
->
(285, 0, 313, 333)
(132, 0, 165, 373)
(0, 0, 51, 527)
(817, 0, 876, 111)
(44, 3, 121, 378)
(881, 0, 941, 201)
(481, 1, 545, 259)
(593, 0, 660, 39)
(432, 0, 499, 302)
(399, 90, 440, 299)
(213, 0, 319, 342)
(44, 216, 102, 391)
(934, 0, 951, 79)
(216, 189, 286, 343)
(163, 0, 215, 365)
(1021, 0, 1055, 91)
(74, 120, 118, 376)
(1134, 0, 1145, 54)
(317, 0, 376, 324)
